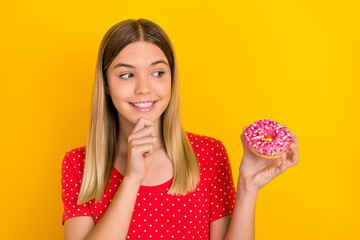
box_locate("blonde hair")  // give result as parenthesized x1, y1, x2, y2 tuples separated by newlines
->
(77, 19, 200, 204)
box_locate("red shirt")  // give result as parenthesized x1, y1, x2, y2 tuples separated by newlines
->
(61, 132, 237, 239)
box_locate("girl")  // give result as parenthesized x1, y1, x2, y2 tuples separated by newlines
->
(61, 18, 299, 240)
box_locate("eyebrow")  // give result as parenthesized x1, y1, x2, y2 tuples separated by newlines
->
(113, 60, 169, 69)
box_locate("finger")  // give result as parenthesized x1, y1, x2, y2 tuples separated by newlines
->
(132, 143, 155, 157)
(274, 157, 282, 166)
(131, 117, 155, 137)
(289, 142, 299, 166)
(240, 126, 245, 142)
(132, 117, 154, 134)
(280, 153, 288, 172)
(289, 130, 298, 151)
(240, 126, 251, 154)
(273, 155, 285, 176)
(286, 146, 293, 160)
(129, 125, 156, 143)
(129, 136, 156, 147)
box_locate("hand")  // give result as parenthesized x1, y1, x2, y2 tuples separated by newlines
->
(125, 117, 157, 184)
(238, 126, 299, 193)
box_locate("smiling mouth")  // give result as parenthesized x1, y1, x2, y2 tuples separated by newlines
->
(129, 101, 157, 108)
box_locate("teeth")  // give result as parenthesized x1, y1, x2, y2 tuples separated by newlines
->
(132, 101, 155, 108)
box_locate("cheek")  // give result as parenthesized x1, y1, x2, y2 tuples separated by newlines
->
(108, 85, 131, 107)
(156, 79, 172, 97)
(109, 94, 122, 110)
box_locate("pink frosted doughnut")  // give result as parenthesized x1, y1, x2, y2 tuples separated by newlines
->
(244, 119, 292, 159)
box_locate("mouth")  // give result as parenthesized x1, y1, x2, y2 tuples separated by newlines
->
(128, 100, 158, 109)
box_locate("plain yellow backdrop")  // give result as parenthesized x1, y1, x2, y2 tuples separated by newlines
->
(0, 0, 359, 239)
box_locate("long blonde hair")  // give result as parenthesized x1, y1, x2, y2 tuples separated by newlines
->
(77, 19, 200, 204)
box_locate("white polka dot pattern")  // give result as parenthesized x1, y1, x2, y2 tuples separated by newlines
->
(208, 139, 236, 222)
(61, 132, 237, 239)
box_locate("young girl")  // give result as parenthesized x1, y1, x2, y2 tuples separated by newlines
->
(61, 18, 299, 240)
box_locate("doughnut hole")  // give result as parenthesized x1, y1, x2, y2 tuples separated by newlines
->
(263, 136, 274, 141)
(263, 130, 276, 141)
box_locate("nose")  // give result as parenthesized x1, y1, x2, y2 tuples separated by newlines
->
(135, 73, 151, 94)
(134, 75, 152, 94)
(135, 76, 151, 94)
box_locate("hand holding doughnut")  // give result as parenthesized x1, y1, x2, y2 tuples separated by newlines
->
(238, 120, 299, 193)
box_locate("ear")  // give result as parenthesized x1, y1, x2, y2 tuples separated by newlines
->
(105, 85, 110, 95)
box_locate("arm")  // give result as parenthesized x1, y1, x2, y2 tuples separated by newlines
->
(64, 176, 141, 240)
(223, 177, 258, 240)
(64, 117, 158, 240)
(209, 176, 257, 240)
(84, 176, 141, 240)
(212, 128, 298, 240)
(210, 215, 232, 240)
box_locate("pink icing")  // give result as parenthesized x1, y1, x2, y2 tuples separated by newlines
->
(244, 119, 292, 157)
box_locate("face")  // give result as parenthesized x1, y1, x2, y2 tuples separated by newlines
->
(106, 41, 172, 126)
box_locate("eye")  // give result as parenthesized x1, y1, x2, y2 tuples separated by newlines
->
(119, 73, 133, 79)
(153, 71, 165, 77)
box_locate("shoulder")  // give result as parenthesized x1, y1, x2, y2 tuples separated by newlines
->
(185, 131, 227, 156)
(62, 145, 87, 177)
(185, 131, 230, 166)
(186, 131, 225, 147)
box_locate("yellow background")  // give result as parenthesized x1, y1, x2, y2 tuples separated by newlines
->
(1, 0, 359, 239)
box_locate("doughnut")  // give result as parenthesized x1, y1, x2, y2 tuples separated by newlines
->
(244, 119, 292, 159)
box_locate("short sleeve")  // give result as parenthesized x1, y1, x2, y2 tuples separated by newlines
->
(61, 152, 92, 225)
(209, 140, 237, 222)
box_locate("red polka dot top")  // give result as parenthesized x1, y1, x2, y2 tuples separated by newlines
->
(61, 132, 237, 239)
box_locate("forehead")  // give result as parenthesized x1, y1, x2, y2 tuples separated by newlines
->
(113, 41, 168, 64)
